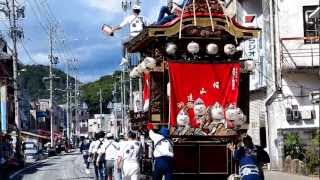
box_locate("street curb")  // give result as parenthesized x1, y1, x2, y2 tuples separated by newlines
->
(9, 158, 49, 180)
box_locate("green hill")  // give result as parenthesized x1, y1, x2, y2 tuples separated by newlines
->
(20, 65, 75, 105)
(80, 71, 121, 115)
(20, 65, 120, 115)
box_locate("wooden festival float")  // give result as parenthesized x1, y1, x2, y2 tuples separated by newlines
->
(124, 0, 260, 179)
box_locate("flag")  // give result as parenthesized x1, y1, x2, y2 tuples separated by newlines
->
(168, 62, 240, 127)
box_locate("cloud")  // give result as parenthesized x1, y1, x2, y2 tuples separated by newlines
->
(32, 53, 50, 65)
(79, 73, 103, 83)
(19, 0, 169, 83)
(84, 0, 122, 13)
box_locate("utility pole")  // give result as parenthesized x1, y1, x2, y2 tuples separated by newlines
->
(10, 0, 20, 130)
(74, 71, 79, 137)
(49, 25, 54, 148)
(66, 60, 70, 140)
(120, 68, 124, 133)
(74, 75, 77, 136)
(99, 88, 103, 115)
(46, 24, 59, 148)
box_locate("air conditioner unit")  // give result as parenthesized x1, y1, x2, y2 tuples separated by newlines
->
(301, 110, 316, 120)
(292, 110, 301, 121)
(291, 105, 301, 121)
(286, 108, 293, 122)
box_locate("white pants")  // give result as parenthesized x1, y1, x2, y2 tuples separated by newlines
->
(122, 161, 140, 180)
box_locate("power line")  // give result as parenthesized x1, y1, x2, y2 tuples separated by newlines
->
(25, 0, 49, 35)
(19, 39, 39, 64)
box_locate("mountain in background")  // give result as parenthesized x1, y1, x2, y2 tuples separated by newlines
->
(80, 71, 121, 115)
(20, 65, 119, 115)
(20, 65, 75, 105)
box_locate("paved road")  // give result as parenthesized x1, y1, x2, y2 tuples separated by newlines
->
(10, 151, 319, 180)
(265, 170, 319, 180)
(11, 151, 94, 180)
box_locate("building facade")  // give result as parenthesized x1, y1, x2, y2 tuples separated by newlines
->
(0, 37, 14, 134)
(264, 0, 319, 170)
(31, 99, 65, 134)
(234, 0, 268, 146)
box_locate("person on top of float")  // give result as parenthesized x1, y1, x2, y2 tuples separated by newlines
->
(156, 0, 190, 25)
(110, 5, 147, 37)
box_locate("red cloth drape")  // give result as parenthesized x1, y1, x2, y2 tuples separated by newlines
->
(143, 73, 150, 105)
(168, 62, 240, 127)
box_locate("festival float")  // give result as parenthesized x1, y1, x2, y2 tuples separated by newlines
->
(123, 0, 260, 179)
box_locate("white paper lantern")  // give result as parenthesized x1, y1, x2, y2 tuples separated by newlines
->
(129, 67, 140, 78)
(210, 102, 224, 121)
(176, 109, 190, 127)
(167, 83, 170, 97)
(225, 104, 240, 121)
(233, 111, 246, 129)
(144, 57, 157, 69)
(236, 45, 243, 52)
(137, 61, 146, 73)
(166, 43, 177, 55)
(206, 43, 219, 55)
(243, 60, 256, 72)
(193, 98, 206, 117)
(187, 41, 200, 54)
(224, 44, 236, 55)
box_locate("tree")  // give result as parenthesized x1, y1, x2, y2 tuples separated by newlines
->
(305, 131, 320, 174)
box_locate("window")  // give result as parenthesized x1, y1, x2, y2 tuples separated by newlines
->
(303, 6, 320, 44)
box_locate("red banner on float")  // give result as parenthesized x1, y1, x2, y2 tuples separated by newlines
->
(168, 62, 240, 127)
(143, 73, 150, 111)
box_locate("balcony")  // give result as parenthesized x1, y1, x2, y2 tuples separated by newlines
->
(280, 36, 320, 73)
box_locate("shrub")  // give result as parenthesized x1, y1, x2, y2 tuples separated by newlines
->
(284, 132, 305, 160)
(305, 131, 320, 175)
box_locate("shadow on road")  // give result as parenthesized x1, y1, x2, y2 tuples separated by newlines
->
(10, 162, 54, 180)
(56, 177, 94, 180)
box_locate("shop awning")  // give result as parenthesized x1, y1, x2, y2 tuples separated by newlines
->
(21, 131, 50, 140)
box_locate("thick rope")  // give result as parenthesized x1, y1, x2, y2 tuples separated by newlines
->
(205, 0, 215, 32)
(217, 0, 238, 44)
(179, 0, 189, 39)
(193, 0, 197, 26)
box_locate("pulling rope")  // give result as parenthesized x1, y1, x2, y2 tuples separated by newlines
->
(179, 0, 189, 39)
(217, 0, 238, 44)
(205, 0, 215, 32)
(193, 0, 197, 26)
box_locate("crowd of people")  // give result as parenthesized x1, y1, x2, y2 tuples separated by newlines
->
(80, 124, 174, 180)
(0, 134, 15, 178)
(80, 127, 269, 180)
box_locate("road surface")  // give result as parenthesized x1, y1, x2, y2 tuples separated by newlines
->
(10, 151, 319, 180)
(11, 151, 94, 180)
(265, 170, 319, 180)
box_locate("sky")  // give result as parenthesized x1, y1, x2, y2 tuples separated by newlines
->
(2, 0, 169, 83)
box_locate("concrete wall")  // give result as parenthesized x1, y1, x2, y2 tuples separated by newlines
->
(248, 89, 266, 146)
(265, 0, 320, 170)
(278, 0, 320, 67)
(237, 0, 267, 90)
(274, 73, 320, 129)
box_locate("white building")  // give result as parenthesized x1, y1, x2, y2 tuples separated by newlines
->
(36, 99, 65, 133)
(233, 0, 267, 147)
(87, 114, 113, 137)
(233, 0, 319, 170)
(263, 0, 319, 170)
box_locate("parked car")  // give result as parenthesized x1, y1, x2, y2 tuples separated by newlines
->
(44, 143, 56, 156)
(23, 142, 40, 163)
